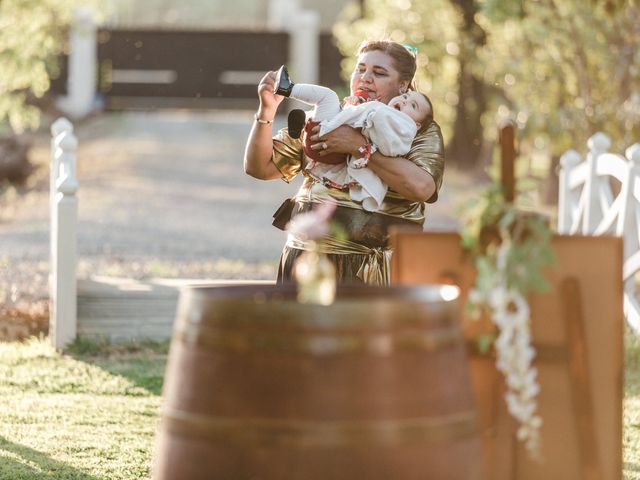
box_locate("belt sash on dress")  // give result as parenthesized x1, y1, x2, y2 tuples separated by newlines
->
(285, 234, 392, 285)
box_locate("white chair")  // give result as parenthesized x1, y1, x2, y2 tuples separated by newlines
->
(558, 132, 640, 332)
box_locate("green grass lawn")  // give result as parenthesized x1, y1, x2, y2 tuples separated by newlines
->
(0, 338, 167, 480)
(0, 334, 638, 479)
(625, 332, 640, 479)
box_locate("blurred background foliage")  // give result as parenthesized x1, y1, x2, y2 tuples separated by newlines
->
(334, 0, 640, 178)
(0, 0, 105, 134)
(1, 0, 637, 185)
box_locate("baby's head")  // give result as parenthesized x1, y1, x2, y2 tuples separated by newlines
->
(388, 91, 433, 130)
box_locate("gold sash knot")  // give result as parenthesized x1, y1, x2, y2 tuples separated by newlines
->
(286, 234, 392, 285)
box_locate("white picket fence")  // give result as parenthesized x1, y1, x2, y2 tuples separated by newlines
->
(558, 132, 640, 333)
(49, 118, 79, 349)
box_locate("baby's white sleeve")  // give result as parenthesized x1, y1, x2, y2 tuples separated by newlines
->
(365, 107, 417, 157)
(318, 102, 378, 137)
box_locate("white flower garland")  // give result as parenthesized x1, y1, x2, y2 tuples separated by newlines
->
(471, 237, 543, 459)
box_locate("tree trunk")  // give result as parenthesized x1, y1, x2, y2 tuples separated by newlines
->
(446, 60, 486, 168)
(446, 0, 488, 168)
(0, 136, 32, 184)
(541, 154, 560, 206)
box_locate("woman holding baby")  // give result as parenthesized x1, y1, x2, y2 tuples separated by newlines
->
(243, 39, 444, 285)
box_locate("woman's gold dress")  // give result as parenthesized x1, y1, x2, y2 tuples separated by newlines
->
(271, 120, 445, 285)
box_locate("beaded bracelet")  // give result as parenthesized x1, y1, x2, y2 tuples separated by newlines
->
(254, 113, 274, 124)
(352, 143, 377, 169)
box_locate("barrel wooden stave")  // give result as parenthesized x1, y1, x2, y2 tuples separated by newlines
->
(155, 433, 480, 479)
(153, 285, 481, 480)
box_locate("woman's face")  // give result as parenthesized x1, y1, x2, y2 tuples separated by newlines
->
(350, 50, 407, 104)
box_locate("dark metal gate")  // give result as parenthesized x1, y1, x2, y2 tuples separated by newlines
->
(49, 29, 344, 108)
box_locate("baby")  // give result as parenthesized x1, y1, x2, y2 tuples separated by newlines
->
(274, 65, 433, 212)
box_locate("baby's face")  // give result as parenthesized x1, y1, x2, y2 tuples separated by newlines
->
(388, 91, 431, 127)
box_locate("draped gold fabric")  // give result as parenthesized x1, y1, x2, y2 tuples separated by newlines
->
(286, 234, 393, 285)
(272, 120, 445, 285)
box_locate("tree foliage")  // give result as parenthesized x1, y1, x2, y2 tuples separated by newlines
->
(479, 0, 640, 156)
(0, 0, 104, 134)
(334, 0, 463, 148)
(334, 0, 640, 167)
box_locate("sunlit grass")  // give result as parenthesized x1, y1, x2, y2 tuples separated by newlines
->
(0, 333, 638, 479)
(0, 337, 167, 480)
(625, 331, 640, 479)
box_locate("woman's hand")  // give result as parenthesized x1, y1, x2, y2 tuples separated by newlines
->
(308, 125, 436, 202)
(257, 71, 284, 117)
(243, 71, 285, 181)
(308, 125, 366, 158)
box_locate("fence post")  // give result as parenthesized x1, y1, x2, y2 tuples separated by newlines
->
(50, 119, 73, 325)
(50, 128, 79, 350)
(56, 8, 97, 118)
(583, 132, 611, 235)
(289, 10, 320, 85)
(558, 149, 582, 233)
(50, 119, 74, 269)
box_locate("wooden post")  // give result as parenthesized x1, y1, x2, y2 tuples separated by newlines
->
(561, 277, 602, 480)
(50, 127, 79, 350)
(499, 121, 516, 203)
(495, 120, 519, 476)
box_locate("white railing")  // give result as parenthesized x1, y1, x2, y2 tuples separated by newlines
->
(558, 132, 640, 332)
(50, 118, 79, 349)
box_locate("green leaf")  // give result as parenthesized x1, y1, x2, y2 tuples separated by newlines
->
(476, 333, 496, 355)
(0, 0, 105, 133)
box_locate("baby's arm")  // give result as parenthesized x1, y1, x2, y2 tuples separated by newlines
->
(290, 84, 341, 121)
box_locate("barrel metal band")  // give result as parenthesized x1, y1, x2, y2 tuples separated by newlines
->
(162, 408, 478, 447)
(174, 324, 463, 355)
(183, 301, 454, 330)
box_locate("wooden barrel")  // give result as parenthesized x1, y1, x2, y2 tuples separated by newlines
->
(152, 284, 482, 480)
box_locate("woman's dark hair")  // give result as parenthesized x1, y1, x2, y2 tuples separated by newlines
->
(357, 40, 417, 87)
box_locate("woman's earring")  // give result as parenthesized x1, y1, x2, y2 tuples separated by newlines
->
(399, 86, 407, 94)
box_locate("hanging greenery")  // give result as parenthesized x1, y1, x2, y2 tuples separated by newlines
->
(461, 185, 555, 458)
(461, 186, 555, 296)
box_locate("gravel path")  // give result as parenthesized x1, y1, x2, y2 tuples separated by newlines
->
(0, 109, 472, 311)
